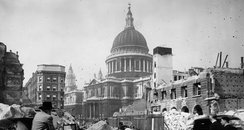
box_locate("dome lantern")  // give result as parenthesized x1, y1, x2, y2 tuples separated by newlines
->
(125, 3, 134, 30)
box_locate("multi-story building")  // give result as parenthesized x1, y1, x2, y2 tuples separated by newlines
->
(24, 64, 65, 109)
(0, 42, 24, 105)
(82, 5, 153, 119)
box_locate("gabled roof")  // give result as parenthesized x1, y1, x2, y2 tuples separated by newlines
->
(88, 79, 101, 86)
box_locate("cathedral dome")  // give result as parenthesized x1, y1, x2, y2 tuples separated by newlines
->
(111, 28, 149, 53)
(106, 5, 153, 80)
(110, 5, 149, 53)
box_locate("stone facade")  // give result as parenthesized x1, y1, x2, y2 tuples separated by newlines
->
(24, 64, 65, 109)
(64, 90, 83, 118)
(0, 42, 24, 105)
(83, 77, 151, 119)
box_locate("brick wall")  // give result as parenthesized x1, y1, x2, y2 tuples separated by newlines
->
(213, 69, 244, 111)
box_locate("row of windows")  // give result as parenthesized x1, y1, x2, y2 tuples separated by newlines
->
(157, 83, 201, 100)
(38, 93, 63, 101)
(38, 76, 64, 83)
(38, 85, 63, 91)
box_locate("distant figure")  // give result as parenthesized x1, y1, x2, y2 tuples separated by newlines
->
(31, 102, 55, 130)
(209, 114, 223, 130)
(220, 116, 237, 130)
(118, 122, 127, 130)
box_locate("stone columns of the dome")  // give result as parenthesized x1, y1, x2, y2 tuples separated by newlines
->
(145, 60, 147, 72)
(115, 60, 117, 72)
(110, 61, 112, 74)
(110, 61, 113, 73)
(124, 58, 127, 72)
(139, 59, 141, 71)
(114, 60, 116, 72)
(142, 59, 144, 72)
(110, 61, 112, 73)
(108, 62, 110, 74)
(129, 58, 132, 72)
(144, 60, 147, 72)
(110, 61, 111, 73)
(120, 59, 122, 72)
(116, 59, 119, 72)
(133, 59, 136, 71)
(143, 60, 145, 72)
(134, 59, 137, 71)
(147, 60, 149, 72)
(113, 61, 115, 73)
(141, 59, 143, 72)
(107, 62, 110, 74)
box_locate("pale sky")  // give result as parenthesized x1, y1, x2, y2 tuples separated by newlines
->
(1, 0, 243, 87)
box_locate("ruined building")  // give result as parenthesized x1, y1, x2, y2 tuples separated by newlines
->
(0, 42, 24, 105)
(151, 49, 244, 115)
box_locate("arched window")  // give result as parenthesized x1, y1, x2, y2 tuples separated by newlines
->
(162, 108, 167, 112)
(193, 105, 203, 115)
(181, 106, 189, 113)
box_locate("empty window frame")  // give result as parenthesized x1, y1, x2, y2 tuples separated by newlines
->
(181, 86, 188, 97)
(193, 83, 201, 96)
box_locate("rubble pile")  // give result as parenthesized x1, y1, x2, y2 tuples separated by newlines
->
(0, 103, 35, 120)
(163, 110, 191, 130)
(0, 103, 36, 129)
(87, 120, 114, 130)
(163, 109, 244, 130)
(163, 110, 208, 130)
(52, 110, 78, 129)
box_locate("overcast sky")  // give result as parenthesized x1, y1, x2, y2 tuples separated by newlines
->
(1, 0, 243, 87)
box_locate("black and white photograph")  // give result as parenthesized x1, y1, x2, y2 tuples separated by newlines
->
(0, 0, 244, 129)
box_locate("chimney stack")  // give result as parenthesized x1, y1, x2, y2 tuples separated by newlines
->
(241, 57, 244, 68)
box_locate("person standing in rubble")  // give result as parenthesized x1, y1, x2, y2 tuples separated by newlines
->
(31, 102, 55, 130)
(220, 116, 237, 130)
(209, 114, 223, 130)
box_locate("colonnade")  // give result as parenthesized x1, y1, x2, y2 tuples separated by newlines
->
(107, 58, 152, 74)
(88, 103, 101, 118)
